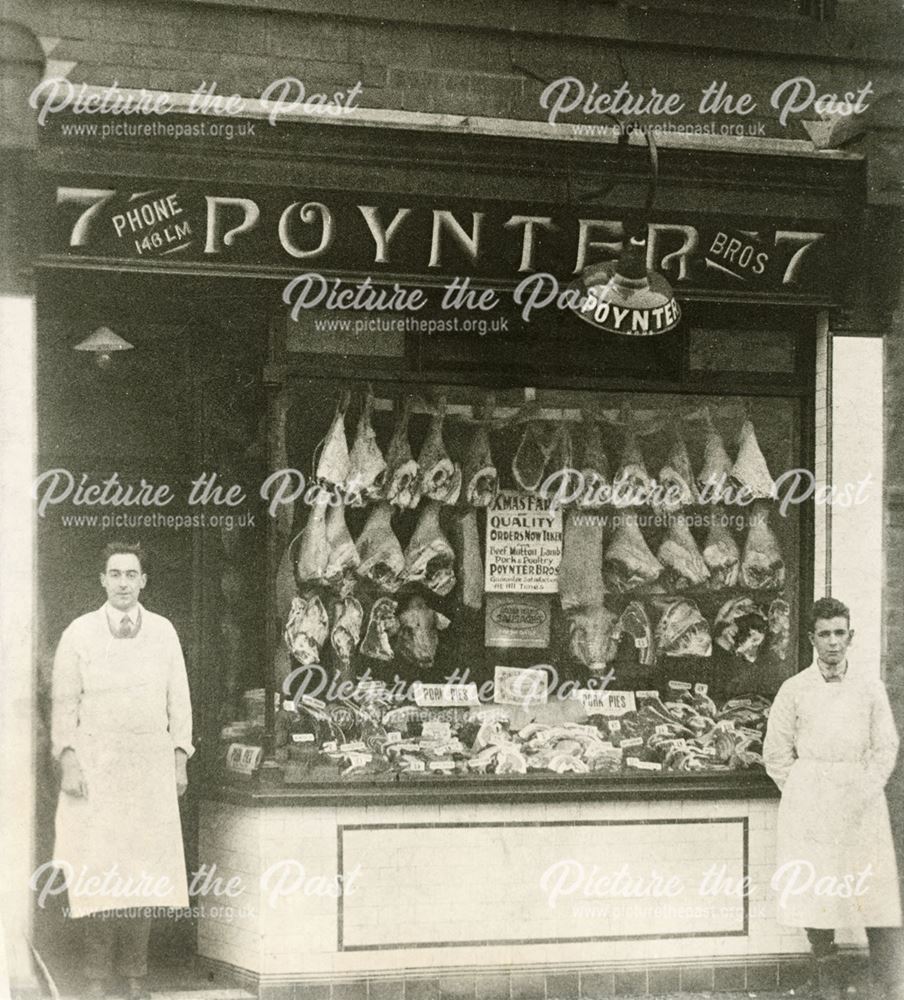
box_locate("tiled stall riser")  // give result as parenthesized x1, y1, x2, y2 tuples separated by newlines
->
(198, 796, 861, 992)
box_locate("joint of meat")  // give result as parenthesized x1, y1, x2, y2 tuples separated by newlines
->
(730, 418, 776, 500)
(295, 499, 330, 585)
(392, 594, 451, 670)
(284, 592, 329, 665)
(603, 512, 663, 592)
(714, 597, 768, 662)
(702, 506, 741, 588)
(609, 600, 655, 666)
(559, 508, 606, 611)
(323, 503, 360, 596)
(696, 407, 733, 503)
(315, 390, 352, 489)
(403, 500, 457, 596)
(657, 512, 710, 589)
(767, 598, 791, 660)
(655, 432, 699, 512)
(383, 398, 420, 509)
(355, 502, 406, 592)
(418, 395, 460, 504)
(578, 410, 610, 503)
(453, 508, 484, 610)
(740, 502, 785, 589)
(463, 424, 498, 507)
(613, 430, 653, 501)
(347, 386, 387, 501)
(513, 421, 553, 494)
(360, 597, 399, 661)
(654, 598, 712, 657)
(330, 596, 364, 677)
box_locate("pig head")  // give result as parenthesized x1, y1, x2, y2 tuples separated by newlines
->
(392, 594, 450, 670)
(567, 604, 619, 672)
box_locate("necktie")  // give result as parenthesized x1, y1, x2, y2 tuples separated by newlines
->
(117, 615, 135, 639)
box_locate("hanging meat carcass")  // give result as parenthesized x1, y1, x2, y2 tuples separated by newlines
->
(730, 418, 776, 500)
(393, 594, 451, 670)
(578, 409, 610, 502)
(417, 395, 461, 504)
(295, 500, 330, 585)
(603, 512, 663, 591)
(513, 422, 551, 494)
(463, 424, 498, 507)
(559, 508, 606, 610)
(613, 429, 654, 502)
(402, 500, 456, 596)
(355, 502, 406, 592)
(740, 501, 785, 589)
(360, 596, 399, 661)
(383, 397, 420, 509)
(323, 502, 360, 596)
(347, 386, 387, 502)
(330, 596, 364, 677)
(696, 407, 733, 502)
(315, 390, 352, 489)
(654, 599, 712, 657)
(657, 512, 710, 589)
(702, 507, 741, 588)
(714, 597, 768, 663)
(656, 431, 698, 512)
(452, 508, 483, 610)
(284, 592, 329, 665)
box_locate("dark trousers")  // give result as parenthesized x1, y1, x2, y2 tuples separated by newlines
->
(83, 911, 152, 981)
(807, 926, 903, 989)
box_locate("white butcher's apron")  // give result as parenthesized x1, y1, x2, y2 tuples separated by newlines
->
(53, 615, 189, 917)
(771, 668, 901, 928)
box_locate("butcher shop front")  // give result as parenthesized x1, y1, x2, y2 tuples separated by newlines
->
(34, 116, 867, 995)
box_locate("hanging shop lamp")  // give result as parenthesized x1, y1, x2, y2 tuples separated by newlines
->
(74, 326, 134, 369)
(569, 132, 681, 336)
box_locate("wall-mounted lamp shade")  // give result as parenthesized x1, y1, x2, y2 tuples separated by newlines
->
(568, 225, 681, 336)
(74, 327, 134, 368)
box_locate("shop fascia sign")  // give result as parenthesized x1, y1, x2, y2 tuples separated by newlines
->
(52, 184, 828, 294)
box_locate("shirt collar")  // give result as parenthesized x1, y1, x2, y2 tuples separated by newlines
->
(104, 602, 142, 626)
(814, 657, 849, 683)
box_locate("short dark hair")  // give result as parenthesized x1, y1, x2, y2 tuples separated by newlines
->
(808, 597, 850, 632)
(101, 541, 146, 574)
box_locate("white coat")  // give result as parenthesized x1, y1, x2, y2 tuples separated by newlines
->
(50, 604, 193, 917)
(763, 662, 901, 929)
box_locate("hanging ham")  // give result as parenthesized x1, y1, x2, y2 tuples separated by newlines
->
(383, 398, 420, 509)
(579, 410, 610, 502)
(697, 407, 733, 502)
(452, 508, 483, 610)
(417, 395, 460, 504)
(315, 390, 352, 488)
(740, 501, 785, 589)
(559, 508, 606, 611)
(656, 431, 698, 512)
(402, 500, 456, 596)
(613, 431, 653, 501)
(702, 506, 741, 588)
(603, 512, 663, 591)
(360, 597, 399, 661)
(512, 422, 551, 494)
(323, 502, 360, 596)
(463, 424, 498, 507)
(331, 596, 364, 677)
(284, 592, 329, 665)
(657, 512, 710, 588)
(347, 386, 387, 502)
(730, 418, 776, 500)
(295, 499, 330, 585)
(355, 502, 406, 592)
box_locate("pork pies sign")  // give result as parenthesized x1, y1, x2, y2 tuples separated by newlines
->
(50, 182, 834, 300)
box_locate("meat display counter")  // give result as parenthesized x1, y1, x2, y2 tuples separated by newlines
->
(214, 379, 805, 793)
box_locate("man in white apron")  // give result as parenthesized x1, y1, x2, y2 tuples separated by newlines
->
(51, 542, 193, 1000)
(764, 597, 902, 999)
